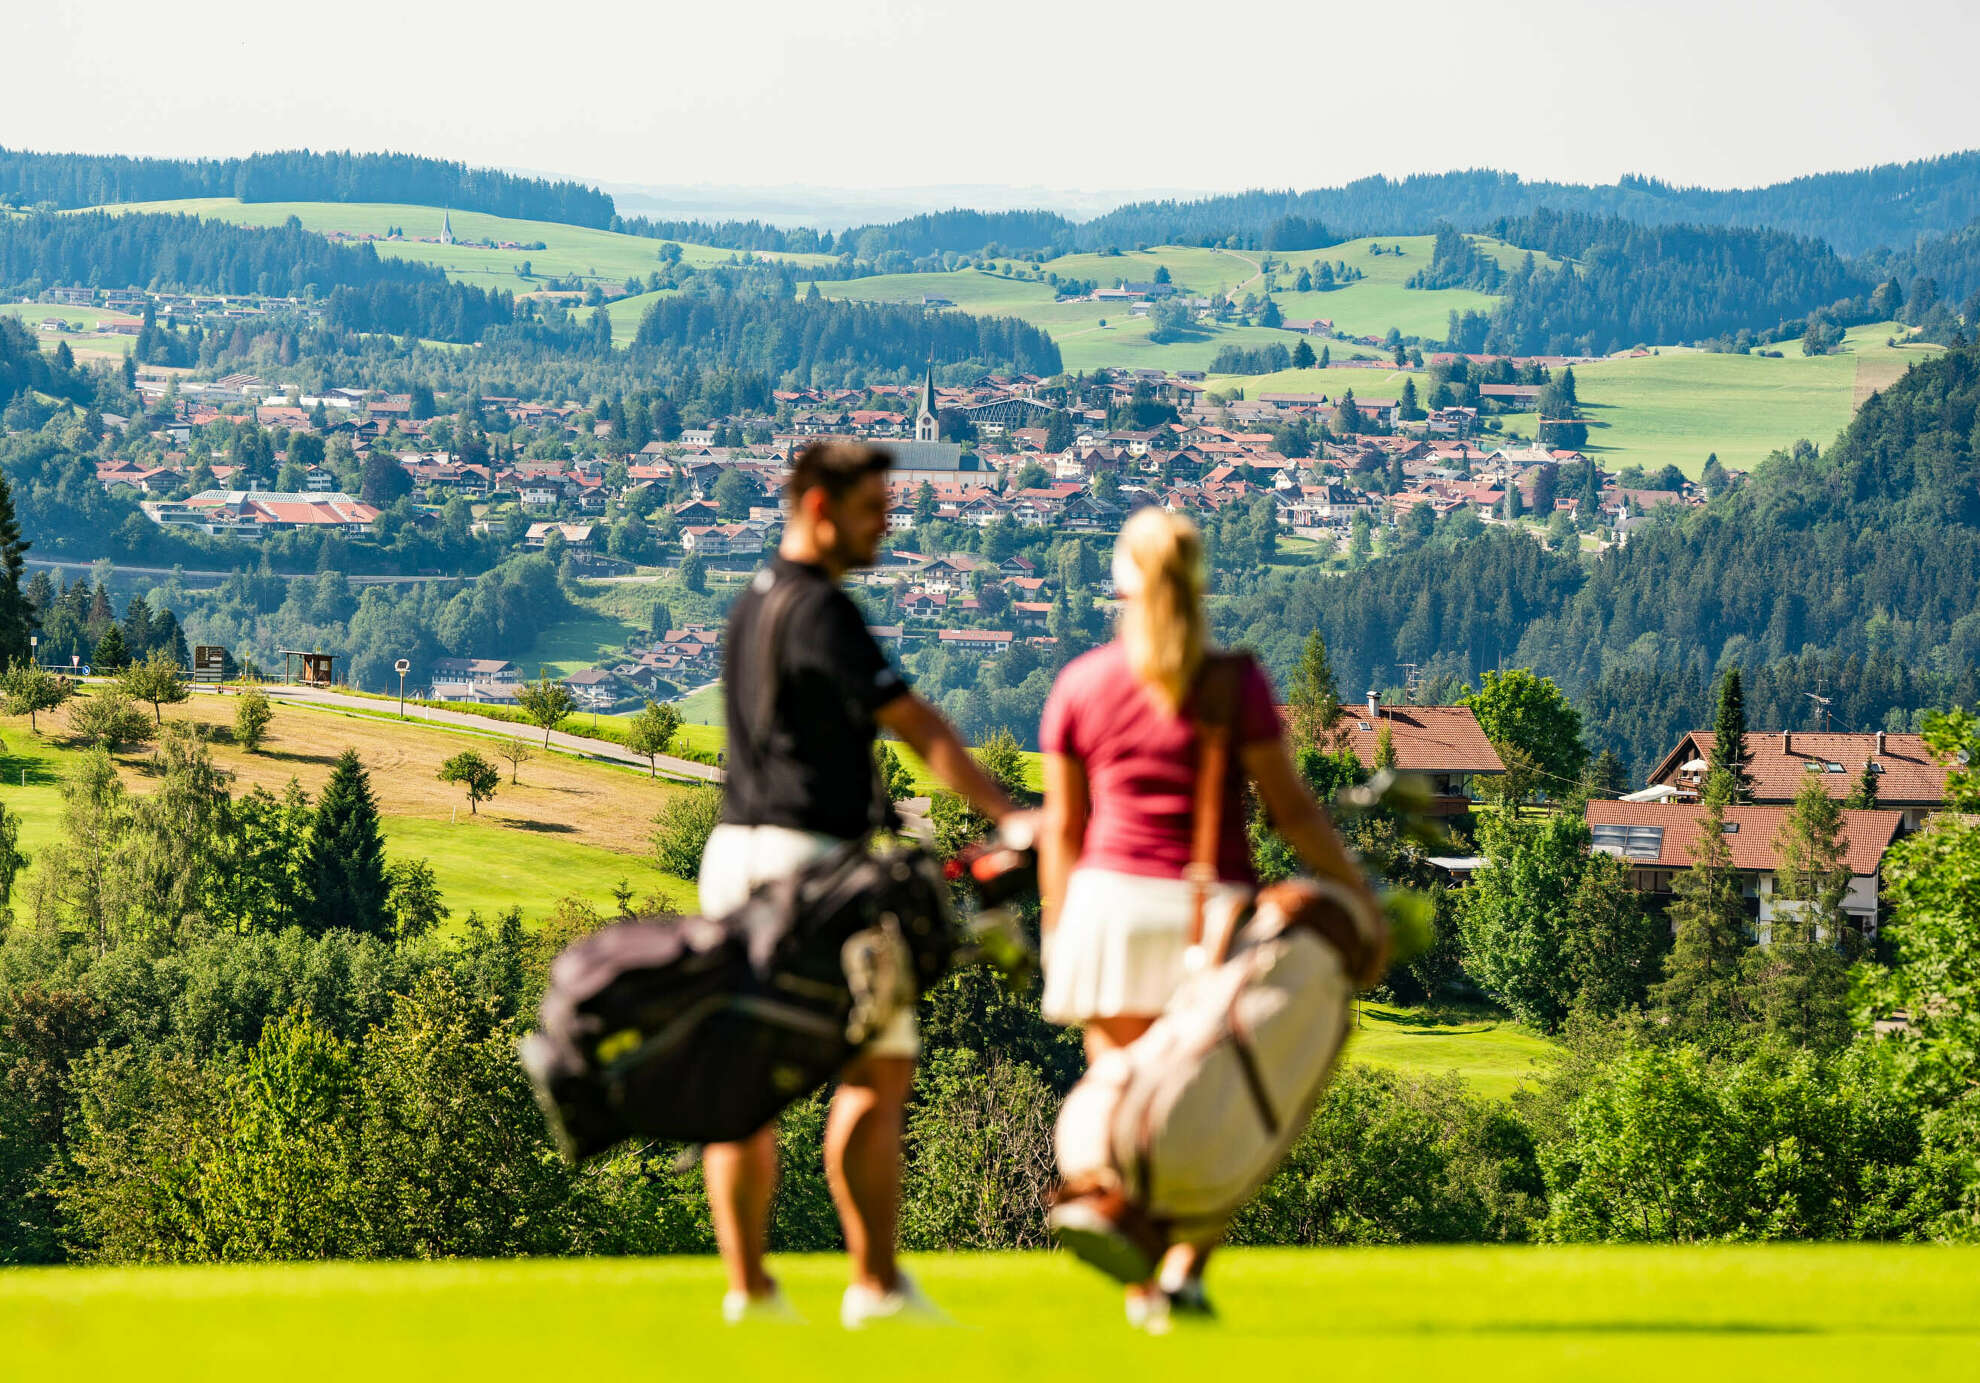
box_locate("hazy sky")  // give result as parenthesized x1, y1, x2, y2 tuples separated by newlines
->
(10, 0, 1980, 204)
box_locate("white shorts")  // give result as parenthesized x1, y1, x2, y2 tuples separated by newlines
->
(698, 823, 919, 1060)
(1041, 867, 1252, 1025)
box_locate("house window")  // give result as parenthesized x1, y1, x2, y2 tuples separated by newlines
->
(1825, 762, 1845, 774)
(1722, 821, 1739, 833)
(1805, 762, 1823, 772)
(1591, 823, 1665, 860)
(1356, 721, 1372, 732)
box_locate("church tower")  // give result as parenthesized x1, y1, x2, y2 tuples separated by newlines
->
(915, 366, 939, 442)
(440, 210, 455, 246)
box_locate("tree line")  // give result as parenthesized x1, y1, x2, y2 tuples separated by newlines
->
(0, 147, 614, 228)
(1475, 210, 1868, 355)
(630, 289, 1063, 378)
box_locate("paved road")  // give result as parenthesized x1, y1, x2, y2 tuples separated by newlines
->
(259, 684, 725, 784)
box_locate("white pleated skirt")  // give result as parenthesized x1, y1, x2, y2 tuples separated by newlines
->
(1041, 867, 1252, 1025)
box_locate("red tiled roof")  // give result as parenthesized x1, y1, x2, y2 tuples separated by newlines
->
(1335, 705, 1505, 774)
(1650, 731, 1950, 805)
(1584, 800, 1903, 875)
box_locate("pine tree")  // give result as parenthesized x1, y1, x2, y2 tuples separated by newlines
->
(305, 748, 389, 935)
(1652, 770, 1753, 1042)
(0, 473, 33, 667)
(91, 624, 129, 673)
(1709, 668, 1755, 803)
(1847, 757, 1880, 809)
(1744, 775, 1855, 1049)
(1287, 631, 1345, 754)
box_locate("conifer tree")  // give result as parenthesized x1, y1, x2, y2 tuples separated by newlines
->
(1286, 631, 1345, 754)
(1743, 775, 1855, 1049)
(1652, 769, 1752, 1043)
(1847, 757, 1880, 809)
(91, 625, 129, 674)
(305, 748, 389, 935)
(0, 473, 33, 668)
(1709, 668, 1754, 803)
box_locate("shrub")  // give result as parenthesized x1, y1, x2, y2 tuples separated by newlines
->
(64, 689, 153, 752)
(233, 686, 273, 751)
(651, 787, 722, 880)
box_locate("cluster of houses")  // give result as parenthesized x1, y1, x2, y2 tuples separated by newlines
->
(1369, 707, 1946, 933)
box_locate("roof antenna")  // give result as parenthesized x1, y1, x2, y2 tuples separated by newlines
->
(1805, 691, 1833, 733)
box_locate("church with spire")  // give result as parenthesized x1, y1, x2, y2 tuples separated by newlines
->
(438, 210, 455, 246)
(880, 363, 986, 485)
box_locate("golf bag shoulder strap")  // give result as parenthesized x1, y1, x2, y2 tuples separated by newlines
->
(1186, 653, 1245, 952)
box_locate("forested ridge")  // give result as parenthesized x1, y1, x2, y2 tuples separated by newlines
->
(1220, 342, 1980, 774)
(1473, 211, 1869, 355)
(0, 148, 613, 228)
(631, 290, 1063, 378)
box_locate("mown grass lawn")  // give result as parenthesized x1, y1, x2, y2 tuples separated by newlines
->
(5, 1246, 1973, 1382)
(1347, 1001, 1557, 1098)
(0, 691, 697, 924)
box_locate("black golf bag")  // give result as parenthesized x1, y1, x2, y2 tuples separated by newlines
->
(521, 842, 956, 1161)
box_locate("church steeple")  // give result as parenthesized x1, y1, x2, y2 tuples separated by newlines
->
(440, 209, 455, 245)
(915, 365, 938, 443)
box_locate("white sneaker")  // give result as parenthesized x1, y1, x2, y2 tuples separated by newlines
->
(1124, 1288, 1172, 1335)
(840, 1272, 949, 1329)
(722, 1286, 802, 1324)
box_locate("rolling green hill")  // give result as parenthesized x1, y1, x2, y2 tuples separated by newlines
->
(94, 198, 833, 295)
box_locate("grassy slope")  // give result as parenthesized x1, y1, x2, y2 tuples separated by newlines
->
(0, 691, 696, 922)
(96, 198, 832, 295)
(6, 1247, 1975, 1382)
(1491, 325, 1946, 478)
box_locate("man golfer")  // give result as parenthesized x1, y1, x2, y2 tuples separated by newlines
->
(700, 440, 1022, 1327)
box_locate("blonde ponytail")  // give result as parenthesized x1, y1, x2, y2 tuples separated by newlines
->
(1114, 507, 1206, 710)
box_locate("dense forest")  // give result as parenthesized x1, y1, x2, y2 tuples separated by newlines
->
(1862, 220, 1980, 317)
(1078, 154, 1980, 258)
(630, 290, 1063, 378)
(1475, 211, 1869, 354)
(0, 147, 613, 227)
(0, 212, 515, 344)
(1218, 342, 1980, 777)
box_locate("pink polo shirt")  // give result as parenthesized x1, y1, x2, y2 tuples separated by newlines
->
(1040, 642, 1281, 884)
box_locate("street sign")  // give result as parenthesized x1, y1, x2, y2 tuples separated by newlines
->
(193, 645, 234, 684)
(394, 659, 410, 674)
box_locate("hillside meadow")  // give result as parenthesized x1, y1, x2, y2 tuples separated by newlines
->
(0, 688, 697, 922)
(93, 198, 833, 295)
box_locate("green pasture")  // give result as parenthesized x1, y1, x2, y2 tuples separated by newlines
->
(1493, 329, 1943, 478)
(94, 199, 832, 295)
(5, 1246, 1974, 1382)
(515, 605, 644, 678)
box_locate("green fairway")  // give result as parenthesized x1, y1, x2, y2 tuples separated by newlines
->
(380, 815, 693, 921)
(5, 1246, 1973, 1381)
(1347, 1001, 1557, 1097)
(94, 198, 832, 294)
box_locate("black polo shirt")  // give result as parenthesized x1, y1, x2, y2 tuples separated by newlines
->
(719, 557, 908, 839)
